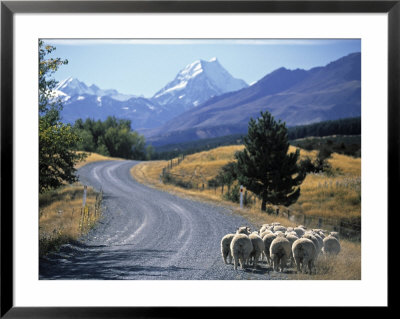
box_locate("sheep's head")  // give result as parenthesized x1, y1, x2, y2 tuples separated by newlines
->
(329, 232, 340, 240)
(236, 226, 251, 235)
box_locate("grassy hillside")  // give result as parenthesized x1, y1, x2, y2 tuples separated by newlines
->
(131, 144, 361, 234)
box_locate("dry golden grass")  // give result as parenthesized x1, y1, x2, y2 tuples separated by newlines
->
(74, 151, 122, 169)
(39, 184, 102, 256)
(39, 151, 120, 256)
(131, 161, 235, 205)
(131, 144, 360, 221)
(287, 240, 361, 280)
(131, 144, 361, 279)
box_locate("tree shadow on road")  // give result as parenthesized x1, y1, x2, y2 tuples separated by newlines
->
(39, 242, 193, 280)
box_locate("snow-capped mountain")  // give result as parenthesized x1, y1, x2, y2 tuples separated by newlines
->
(146, 52, 361, 146)
(151, 57, 248, 110)
(53, 77, 136, 102)
(54, 58, 249, 129)
(52, 78, 167, 129)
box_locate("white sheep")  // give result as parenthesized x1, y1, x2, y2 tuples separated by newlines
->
(293, 227, 306, 238)
(230, 234, 253, 270)
(259, 224, 270, 233)
(260, 229, 273, 238)
(262, 233, 277, 265)
(311, 232, 324, 254)
(317, 231, 326, 239)
(285, 233, 299, 266)
(273, 225, 287, 233)
(236, 226, 251, 235)
(322, 235, 341, 255)
(285, 231, 298, 237)
(274, 231, 285, 237)
(249, 233, 265, 268)
(220, 233, 235, 264)
(292, 238, 317, 274)
(312, 229, 326, 239)
(329, 231, 340, 240)
(269, 236, 291, 272)
(303, 233, 322, 257)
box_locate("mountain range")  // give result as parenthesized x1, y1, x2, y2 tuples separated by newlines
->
(55, 58, 248, 129)
(145, 52, 361, 146)
(55, 52, 361, 147)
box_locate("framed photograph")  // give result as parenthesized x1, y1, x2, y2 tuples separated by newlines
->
(1, 0, 394, 316)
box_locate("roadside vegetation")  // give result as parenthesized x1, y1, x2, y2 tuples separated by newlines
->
(72, 117, 154, 160)
(39, 184, 103, 257)
(131, 145, 361, 280)
(39, 41, 115, 256)
(39, 151, 120, 257)
(131, 145, 360, 223)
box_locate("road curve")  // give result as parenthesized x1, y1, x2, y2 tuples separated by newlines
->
(39, 160, 286, 280)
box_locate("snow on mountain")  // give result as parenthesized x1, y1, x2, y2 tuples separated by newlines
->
(55, 58, 249, 130)
(151, 57, 248, 110)
(54, 77, 136, 102)
(146, 52, 361, 146)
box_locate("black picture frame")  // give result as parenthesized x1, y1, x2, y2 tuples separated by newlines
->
(1, 0, 394, 317)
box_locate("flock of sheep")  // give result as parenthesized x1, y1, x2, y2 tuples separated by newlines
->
(221, 222, 341, 274)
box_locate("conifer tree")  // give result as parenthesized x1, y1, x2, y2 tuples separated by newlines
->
(235, 111, 306, 212)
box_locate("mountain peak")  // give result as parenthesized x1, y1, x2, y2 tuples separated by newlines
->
(54, 77, 135, 102)
(152, 58, 248, 107)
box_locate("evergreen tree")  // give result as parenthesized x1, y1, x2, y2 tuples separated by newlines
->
(39, 40, 85, 193)
(235, 111, 306, 212)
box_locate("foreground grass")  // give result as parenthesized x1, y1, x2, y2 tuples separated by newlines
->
(39, 151, 115, 256)
(287, 240, 361, 280)
(39, 184, 102, 256)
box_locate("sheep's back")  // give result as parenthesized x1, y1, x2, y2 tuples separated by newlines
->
(230, 234, 253, 255)
(323, 236, 341, 254)
(249, 233, 265, 252)
(221, 234, 235, 249)
(270, 236, 291, 257)
(292, 238, 316, 259)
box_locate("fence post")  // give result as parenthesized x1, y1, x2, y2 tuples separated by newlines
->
(87, 208, 91, 227)
(79, 208, 83, 232)
(82, 185, 87, 207)
(318, 218, 322, 228)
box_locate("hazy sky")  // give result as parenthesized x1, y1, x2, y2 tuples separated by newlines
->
(44, 39, 361, 97)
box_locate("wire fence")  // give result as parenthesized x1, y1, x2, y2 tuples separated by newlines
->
(160, 156, 361, 241)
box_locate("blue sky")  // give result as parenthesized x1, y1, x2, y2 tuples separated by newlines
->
(44, 39, 361, 97)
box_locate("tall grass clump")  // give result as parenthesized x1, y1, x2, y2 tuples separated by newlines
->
(39, 184, 103, 256)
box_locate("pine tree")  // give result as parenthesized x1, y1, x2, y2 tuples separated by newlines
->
(235, 111, 306, 212)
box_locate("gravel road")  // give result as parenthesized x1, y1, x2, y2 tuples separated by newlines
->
(39, 160, 288, 280)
